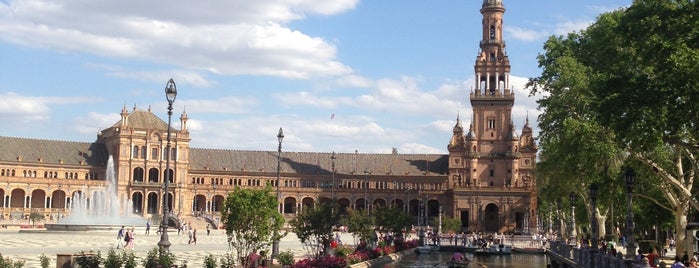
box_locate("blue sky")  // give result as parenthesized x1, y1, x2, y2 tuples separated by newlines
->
(0, 0, 630, 154)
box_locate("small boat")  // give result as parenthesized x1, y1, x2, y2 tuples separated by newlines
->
(512, 247, 546, 254)
(415, 245, 432, 254)
(473, 244, 512, 255)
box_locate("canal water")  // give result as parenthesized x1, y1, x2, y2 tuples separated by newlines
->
(380, 252, 550, 268)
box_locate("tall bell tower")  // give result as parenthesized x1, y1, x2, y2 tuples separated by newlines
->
(447, 0, 537, 234)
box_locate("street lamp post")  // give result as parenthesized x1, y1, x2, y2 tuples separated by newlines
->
(363, 170, 368, 215)
(178, 182, 182, 217)
(331, 152, 336, 201)
(212, 184, 217, 216)
(158, 78, 177, 252)
(589, 183, 599, 268)
(569, 193, 577, 247)
(624, 168, 636, 259)
(556, 198, 563, 242)
(272, 127, 284, 261)
(193, 185, 197, 216)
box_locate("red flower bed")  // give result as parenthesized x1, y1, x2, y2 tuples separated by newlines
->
(294, 239, 419, 267)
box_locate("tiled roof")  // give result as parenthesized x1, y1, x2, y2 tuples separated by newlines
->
(112, 109, 171, 131)
(189, 148, 449, 176)
(0, 136, 108, 166)
(0, 135, 449, 175)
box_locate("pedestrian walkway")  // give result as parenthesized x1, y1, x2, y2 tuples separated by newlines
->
(0, 227, 349, 267)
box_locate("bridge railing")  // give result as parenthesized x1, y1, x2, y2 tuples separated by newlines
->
(549, 241, 634, 268)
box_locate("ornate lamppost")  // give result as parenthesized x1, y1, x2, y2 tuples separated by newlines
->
(589, 183, 599, 268)
(272, 127, 284, 261)
(158, 78, 177, 252)
(624, 168, 636, 258)
(569, 192, 577, 247)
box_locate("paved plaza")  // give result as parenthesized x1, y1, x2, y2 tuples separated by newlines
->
(0, 226, 339, 267)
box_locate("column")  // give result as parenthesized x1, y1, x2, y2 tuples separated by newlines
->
(476, 73, 481, 92)
(485, 73, 490, 92)
(495, 72, 500, 92)
(505, 72, 510, 91)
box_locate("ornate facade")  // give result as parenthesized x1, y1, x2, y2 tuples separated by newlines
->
(0, 0, 536, 233)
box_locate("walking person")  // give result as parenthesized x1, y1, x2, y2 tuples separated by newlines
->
(145, 221, 150, 235)
(206, 224, 211, 236)
(126, 227, 135, 250)
(116, 226, 125, 249)
(188, 228, 193, 245)
(192, 229, 198, 245)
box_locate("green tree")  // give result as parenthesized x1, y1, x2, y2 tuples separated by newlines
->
(440, 216, 462, 234)
(290, 201, 340, 258)
(28, 212, 44, 228)
(220, 187, 284, 268)
(342, 208, 374, 246)
(373, 205, 412, 238)
(528, 0, 699, 256)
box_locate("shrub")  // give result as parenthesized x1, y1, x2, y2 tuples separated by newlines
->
(345, 251, 369, 265)
(75, 251, 102, 268)
(277, 250, 295, 266)
(219, 253, 235, 268)
(0, 253, 26, 268)
(142, 247, 176, 268)
(122, 251, 136, 268)
(39, 254, 50, 268)
(203, 254, 217, 268)
(333, 246, 354, 258)
(292, 255, 347, 268)
(104, 248, 123, 268)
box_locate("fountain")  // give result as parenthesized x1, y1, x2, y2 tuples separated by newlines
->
(46, 156, 147, 231)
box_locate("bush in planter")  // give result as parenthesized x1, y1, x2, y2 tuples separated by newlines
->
(203, 254, 217, 268)
(333, 246, 354, 258)
(75, 250, 102, 268)
(104, 248, 124, 268)
(277, 250, 295, 266)
(292, 255, 347, 268)
(141, 247, 176, 268)
(39, 254, 50, 268)
(219, 253, 235, 268)
(121, 251, 137, 268)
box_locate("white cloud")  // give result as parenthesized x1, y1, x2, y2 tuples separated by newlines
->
(73, 112, 121, 135)
(0, 0, 357, 79)
(507, 26, 549, 42)
(0, 92, 100, 121)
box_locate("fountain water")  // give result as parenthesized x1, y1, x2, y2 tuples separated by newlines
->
(46, 156, 146, 231)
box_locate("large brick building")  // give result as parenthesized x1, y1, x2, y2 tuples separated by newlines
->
(0, 0, 536, 233)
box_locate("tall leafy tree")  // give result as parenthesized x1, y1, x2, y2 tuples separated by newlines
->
(528, 0, 699, 256)
(220, 187, 284, 268)
(342, 208, 374, 246)
(290, 201, 341, 259)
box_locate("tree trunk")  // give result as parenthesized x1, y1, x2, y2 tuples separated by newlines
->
(675, 206, 688, 260)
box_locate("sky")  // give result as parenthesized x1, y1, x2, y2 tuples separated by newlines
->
(0, 0, 631, 154)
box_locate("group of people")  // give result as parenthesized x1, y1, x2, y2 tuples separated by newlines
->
(115, 226, 136, 250)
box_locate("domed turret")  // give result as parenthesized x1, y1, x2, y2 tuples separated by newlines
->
(482, 0, 503, 8)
